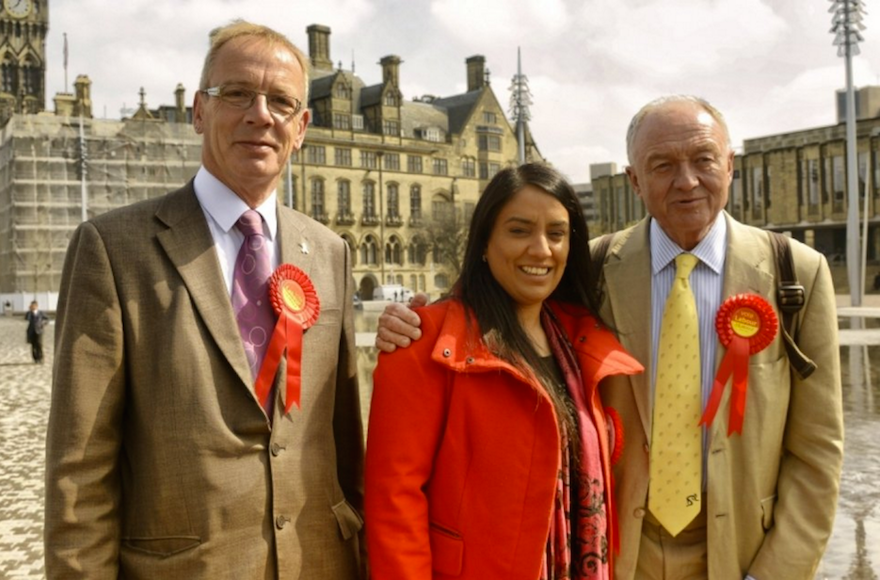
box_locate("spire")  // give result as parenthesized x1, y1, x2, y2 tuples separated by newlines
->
(509, 47, 533, 163)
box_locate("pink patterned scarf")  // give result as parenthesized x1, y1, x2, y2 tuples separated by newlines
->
(539, 308, 610, 580)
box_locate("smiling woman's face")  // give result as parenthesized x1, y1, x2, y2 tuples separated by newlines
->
(484, 184, 570, 321)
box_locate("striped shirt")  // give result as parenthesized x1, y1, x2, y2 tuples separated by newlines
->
(649, 216, 727, 481)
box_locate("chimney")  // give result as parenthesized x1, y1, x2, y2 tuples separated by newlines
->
(466, 55, 486, 92)
(380, 55, 402, 87)
(306, 24, 333, 71)
(174, 83, 186, 123)
(74, 74, 92, 118)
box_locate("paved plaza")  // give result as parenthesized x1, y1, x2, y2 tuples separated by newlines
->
(0, 316, 52, 579)
(0, 308, 877, 578)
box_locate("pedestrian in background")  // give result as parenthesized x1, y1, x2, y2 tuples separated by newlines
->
(24, 300, 48, 363)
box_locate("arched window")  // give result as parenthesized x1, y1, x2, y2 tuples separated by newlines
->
(1, 55, 16, 94)
(361, 234, 379, 265)
(408, 235, 427, 265)
(385, 235, 403, 265)
(340, 233, 356, 266)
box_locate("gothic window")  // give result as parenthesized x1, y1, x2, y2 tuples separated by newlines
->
(410, 185, 422, 221)
(337, 180, 352, 216)
(1, 57, 15, 94)
(363, 181, 376, 217)
(385, 235, 403, 265)
(387, 183, 399, 218)
(361, 234, 379, 265)
(310, 178, 326, 221)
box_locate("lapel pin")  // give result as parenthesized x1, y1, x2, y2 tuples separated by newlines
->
(299, 242, 309, 255)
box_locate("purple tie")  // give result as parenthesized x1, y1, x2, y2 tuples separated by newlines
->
(232, 210, 276, 402)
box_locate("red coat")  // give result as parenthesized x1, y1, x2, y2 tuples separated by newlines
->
(365, 299, 643, 580)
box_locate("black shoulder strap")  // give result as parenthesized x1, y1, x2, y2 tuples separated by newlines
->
(591, 233, 614, 304)
(768, 231, 817, 379)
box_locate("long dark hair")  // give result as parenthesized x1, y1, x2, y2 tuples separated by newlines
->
(455, 162, 602, 376)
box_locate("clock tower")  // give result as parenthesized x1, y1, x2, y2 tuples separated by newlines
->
(0, 0, 47, 122)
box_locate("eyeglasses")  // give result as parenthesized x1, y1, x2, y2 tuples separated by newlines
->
(201, 85, 303, 120)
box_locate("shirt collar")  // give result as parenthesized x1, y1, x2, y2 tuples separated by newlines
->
(193, 166, 278, 240)
(650, 213, 727, 275)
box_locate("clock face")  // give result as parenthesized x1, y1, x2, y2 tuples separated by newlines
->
(4, 0, 31, 18)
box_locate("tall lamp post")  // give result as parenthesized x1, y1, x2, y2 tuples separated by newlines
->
(830, 0, 867, 306)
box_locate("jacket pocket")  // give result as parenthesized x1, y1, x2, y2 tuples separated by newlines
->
(430, 523, 463, 576)
(122, 535, 201, 557)
(760, 494, 776, 531)
(331, 498, 364, 540)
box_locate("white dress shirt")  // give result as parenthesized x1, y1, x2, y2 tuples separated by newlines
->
(192, 167, 280, 295)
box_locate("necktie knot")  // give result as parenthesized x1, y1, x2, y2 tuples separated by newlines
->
(236, 210, 264, 237)
(675, 253, 699, 280)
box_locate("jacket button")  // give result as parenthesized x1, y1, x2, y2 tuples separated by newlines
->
(466, 357, 475, 364)
(634, 507, 646, 518)
(270, 443, 286, 456)
(578, 336, 586, 343)
(275, 515, 290, 529)
(443, 348, 451, 357)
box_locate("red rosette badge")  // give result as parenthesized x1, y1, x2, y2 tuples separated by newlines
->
(254, 264, 320, 414)
(699, 294, 777, 435)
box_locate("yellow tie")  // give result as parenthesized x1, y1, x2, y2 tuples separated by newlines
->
(649, 253, 702, 537)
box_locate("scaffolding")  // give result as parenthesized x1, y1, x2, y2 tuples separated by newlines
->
(0, 114, 202, 311)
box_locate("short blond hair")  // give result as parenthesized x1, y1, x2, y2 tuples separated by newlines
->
(199, 20, 310, 104)
(626, 95, 730, 165)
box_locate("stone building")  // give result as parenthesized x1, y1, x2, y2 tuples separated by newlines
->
(0, 15, 542, 311)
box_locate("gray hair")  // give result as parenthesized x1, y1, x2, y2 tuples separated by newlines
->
(625, 95, 731, 165)
(199, 20, 310, 104)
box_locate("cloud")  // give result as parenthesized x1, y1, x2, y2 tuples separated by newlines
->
(430, 0, 569, 46)
(46, 0, 374, 116)
(575, 0, 789, 80)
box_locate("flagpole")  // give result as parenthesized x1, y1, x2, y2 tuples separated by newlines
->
(63, 32, 68, 93)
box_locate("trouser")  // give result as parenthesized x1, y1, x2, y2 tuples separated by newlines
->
(635, 498, 708, 580)
(30, 336, 43, 362)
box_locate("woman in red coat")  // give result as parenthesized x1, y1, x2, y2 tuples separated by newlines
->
(365, 164, 643, 580)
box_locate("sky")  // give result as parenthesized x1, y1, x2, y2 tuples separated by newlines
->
(45, 0, 880, 184)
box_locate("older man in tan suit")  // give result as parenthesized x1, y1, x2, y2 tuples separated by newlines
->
(44, 21, 364, 579)
(376, 96, 844, 580)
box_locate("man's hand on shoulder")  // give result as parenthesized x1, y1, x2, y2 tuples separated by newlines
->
(375, 293, 427, 352)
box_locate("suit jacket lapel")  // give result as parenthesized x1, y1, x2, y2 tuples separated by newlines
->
(155, 183, 253, 390)
(277, 205, 313, 276)
(603, 218, 654, 442)
(710, 214, 776, 441)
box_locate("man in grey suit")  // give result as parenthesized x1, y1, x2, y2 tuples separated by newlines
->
(376, 96, 843, 580)
(45, 20, 365, 579)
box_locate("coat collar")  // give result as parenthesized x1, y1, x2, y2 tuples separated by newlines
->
(427, 299, 642, 386)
